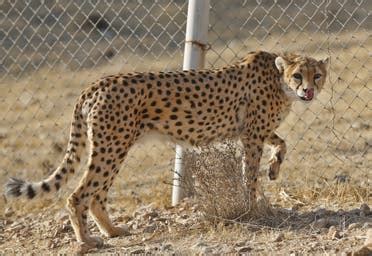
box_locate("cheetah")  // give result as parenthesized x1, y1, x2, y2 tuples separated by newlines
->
(5, 51, 329, 252)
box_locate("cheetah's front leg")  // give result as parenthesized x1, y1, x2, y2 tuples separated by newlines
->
(266, 133, 286, 180)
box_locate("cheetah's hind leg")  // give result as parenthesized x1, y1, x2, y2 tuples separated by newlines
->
(90, 188, 131, 238)
(88, 131, 134, 238)
(66, 127, 134, 252)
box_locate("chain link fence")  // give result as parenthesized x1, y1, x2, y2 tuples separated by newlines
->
(0, 1, 370, 206)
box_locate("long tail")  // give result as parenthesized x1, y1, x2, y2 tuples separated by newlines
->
(5, 95, 88, 200)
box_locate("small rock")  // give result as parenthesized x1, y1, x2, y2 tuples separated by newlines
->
(274, 233, 285, 242)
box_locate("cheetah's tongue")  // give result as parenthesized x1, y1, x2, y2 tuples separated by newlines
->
(305, 88, 314, 100)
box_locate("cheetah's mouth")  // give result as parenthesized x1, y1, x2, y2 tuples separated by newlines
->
(298, 88, 314, 102)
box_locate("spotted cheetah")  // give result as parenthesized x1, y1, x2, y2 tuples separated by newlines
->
(5, 51, 329, 252)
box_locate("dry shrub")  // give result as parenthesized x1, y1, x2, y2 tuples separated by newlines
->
(182, 140, 271, 221)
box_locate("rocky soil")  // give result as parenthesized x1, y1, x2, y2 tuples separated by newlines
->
(1, 198, 371, 255)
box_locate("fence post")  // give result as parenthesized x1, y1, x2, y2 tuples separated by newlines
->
(172, 0, 210, 206)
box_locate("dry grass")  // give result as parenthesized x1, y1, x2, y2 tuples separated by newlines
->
(182, 141, 273, 222)
(184, 142, 251, 220)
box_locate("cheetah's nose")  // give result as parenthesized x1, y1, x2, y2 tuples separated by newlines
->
(304, 88, 314, 100)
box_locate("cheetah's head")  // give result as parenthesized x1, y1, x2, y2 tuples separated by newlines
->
(275, 53, 329, 102)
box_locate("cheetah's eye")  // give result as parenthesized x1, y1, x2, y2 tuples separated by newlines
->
(314, 73, 322, 80)
(292, 73, 302, 80)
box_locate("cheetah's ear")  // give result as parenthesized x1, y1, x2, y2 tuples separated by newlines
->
(275, 56, 288, 73)
(319, 57, 330, 70)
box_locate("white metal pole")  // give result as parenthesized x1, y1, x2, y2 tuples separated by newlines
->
(172, 0, 210, 206)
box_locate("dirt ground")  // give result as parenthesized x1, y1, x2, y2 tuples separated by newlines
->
(0, 30, 371, 254)
(1, 198, 372, 255)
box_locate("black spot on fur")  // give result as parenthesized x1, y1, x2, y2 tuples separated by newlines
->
(41, 182, 50, 192)
(27, 184, 36, 199)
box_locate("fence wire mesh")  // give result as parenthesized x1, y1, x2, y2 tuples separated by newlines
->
(0, 1, 370, 206)
(206, 0, 371, 188)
